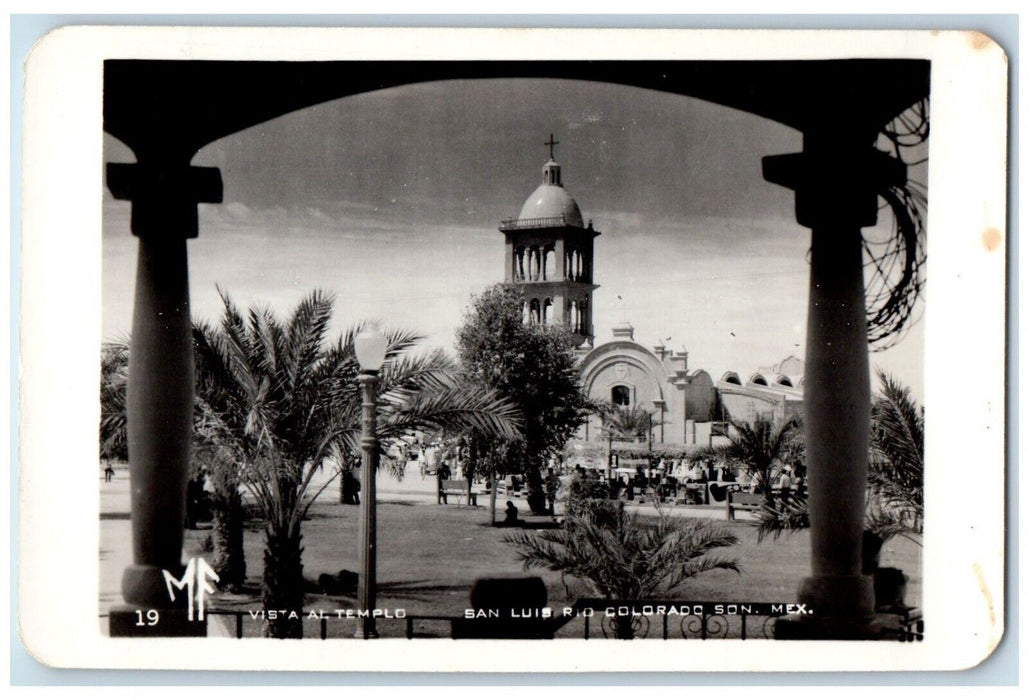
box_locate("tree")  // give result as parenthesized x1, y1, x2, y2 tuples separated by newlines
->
(601, 404, 655, 443)
(599, 404, 658, 477)
(191, 321, 252, 590)
(754, 370, 924, 553)
(504, 497, 739, 638)
(724, 416, 798, 506)
(457, 284, 594, 514)
(99, 341, 129, 465)
(866, 368, 924, 544)
(101, 332, 249, 587)
(195, 289, 521, 638)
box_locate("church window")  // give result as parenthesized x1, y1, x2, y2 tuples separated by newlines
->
(611, 385, 631, 407)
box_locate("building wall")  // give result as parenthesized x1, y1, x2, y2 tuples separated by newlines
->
(717, 386, 804, 425)
(578, 339, 727, 446)
(577, 334, 805, 449)
(683, 370, 717, 424)
(580, 340, 677, 442)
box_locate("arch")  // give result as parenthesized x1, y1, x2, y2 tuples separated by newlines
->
(543, 298, 553, 324)
(105, 61, 928, 162)
(543, 248, 554, 281)
(720, 371, 742, 385)
(776, 375, 794, 387)
(748, 373, 769, 386)
(529, 298, 541, 324)
(515, 246, 525, 281)
(580, 342, 668, 407)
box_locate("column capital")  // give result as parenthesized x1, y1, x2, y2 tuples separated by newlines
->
(762, 147, 905, 230)
(107, 162, 223, 239)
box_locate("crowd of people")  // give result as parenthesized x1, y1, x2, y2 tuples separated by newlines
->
(373, 436, 805, 512)
(559, 457, 805, 505)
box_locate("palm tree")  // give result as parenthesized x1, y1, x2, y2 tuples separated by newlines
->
(600, 404, 654, 442)
(101, 332, 251, 588)
(724, 416, 798, 506)
(753, 371, 924, 554)
(599, 404, 656, 478)
(191, 319, 254, 590)
(865, 368, 924, 547)
(505, 501, 739, 638)
(195, 289, 521, 638)
(99, 341, 129, 465)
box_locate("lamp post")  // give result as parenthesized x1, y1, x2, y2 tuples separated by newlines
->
(354, 327, 388, 639)
(606, 429, 613, 481)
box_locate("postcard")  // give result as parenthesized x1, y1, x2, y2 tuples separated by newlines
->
(17, 26, 1007, 672)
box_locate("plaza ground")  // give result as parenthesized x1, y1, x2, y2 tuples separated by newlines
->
(99, 465, 921, 638)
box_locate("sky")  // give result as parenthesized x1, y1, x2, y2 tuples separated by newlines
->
(102, 77, 925, 401)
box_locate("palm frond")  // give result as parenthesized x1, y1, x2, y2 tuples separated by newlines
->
(504, 500, 739, 599)
(378, 384, 522, 443)
(753, 493, 811, 543)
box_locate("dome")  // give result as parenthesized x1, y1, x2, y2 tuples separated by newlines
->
(518, 184, 584, 228)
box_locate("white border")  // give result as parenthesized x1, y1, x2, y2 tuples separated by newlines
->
(17, 26, 1008, 671)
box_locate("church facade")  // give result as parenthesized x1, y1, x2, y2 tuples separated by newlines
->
(500, 138, 804, 456)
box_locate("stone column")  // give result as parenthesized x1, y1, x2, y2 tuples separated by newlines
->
(504, 240, 514, 282)
(764, 136, 904, 639)
(106, 160, 222, 636)
(553, 238, 566, 281)
(553, 292, 566, 327)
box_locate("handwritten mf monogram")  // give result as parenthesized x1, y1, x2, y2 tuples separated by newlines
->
(162, 557, 220, 621)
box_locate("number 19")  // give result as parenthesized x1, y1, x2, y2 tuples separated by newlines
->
(135, 609, 159, 626)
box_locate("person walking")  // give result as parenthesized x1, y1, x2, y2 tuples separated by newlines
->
(544, 468, 559, 516)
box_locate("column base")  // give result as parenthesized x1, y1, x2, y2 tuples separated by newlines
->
(354, 626, 379, 639)
(109, 605, 207, 637)
(122, 563, 182, 608)
(773, 573, 879, 640)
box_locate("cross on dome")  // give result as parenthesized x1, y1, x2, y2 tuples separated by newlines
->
(545, 133, 560, 160)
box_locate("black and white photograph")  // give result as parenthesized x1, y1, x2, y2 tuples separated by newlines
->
(17, 26, 1007, 672)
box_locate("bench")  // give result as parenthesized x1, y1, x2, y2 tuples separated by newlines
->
(726, 491, 764, 520)
(677, 482, 709, 505)
(496, 479, 523, 497)
(439, 479, 478, 506)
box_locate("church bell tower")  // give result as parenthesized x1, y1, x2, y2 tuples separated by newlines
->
(499, 134, 600, 346)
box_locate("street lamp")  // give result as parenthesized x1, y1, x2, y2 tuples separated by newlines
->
(354, 327, 388, 639)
